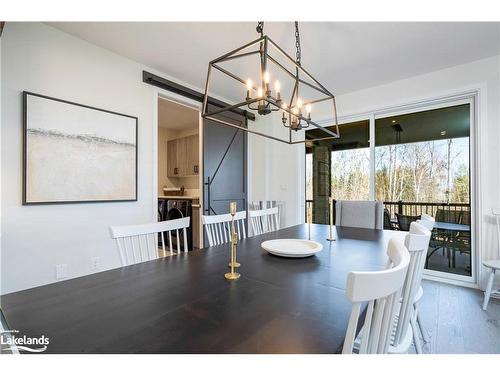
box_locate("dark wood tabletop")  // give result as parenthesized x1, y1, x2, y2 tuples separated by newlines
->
(1, 224, 405, 354)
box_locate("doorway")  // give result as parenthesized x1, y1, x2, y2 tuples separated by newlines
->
(156, 96, 203, 251)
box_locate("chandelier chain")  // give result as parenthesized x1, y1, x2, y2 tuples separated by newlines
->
(294, 21, 301, 66)
(256, 21, 264, 37)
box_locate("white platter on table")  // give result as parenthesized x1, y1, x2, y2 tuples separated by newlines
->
(260, 239, 323, 258)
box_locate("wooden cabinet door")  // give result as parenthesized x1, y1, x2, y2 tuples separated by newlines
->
(175, 137, 187, 176)
(167, 139, 178, 177)
(186, 134, 199, 175)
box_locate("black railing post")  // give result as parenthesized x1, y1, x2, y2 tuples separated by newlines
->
(397, 200, 403, 215)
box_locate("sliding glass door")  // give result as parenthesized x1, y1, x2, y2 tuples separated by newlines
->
(375, 104, 472, 277)
(306, 97, 475, 281)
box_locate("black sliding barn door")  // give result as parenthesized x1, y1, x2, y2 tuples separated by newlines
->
(203, 108, 247, 218)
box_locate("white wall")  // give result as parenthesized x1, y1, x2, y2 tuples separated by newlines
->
(0, 23, 191, 294)
(248, 111, 305, 229)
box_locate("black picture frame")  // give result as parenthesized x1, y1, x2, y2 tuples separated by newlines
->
(23, 91, 138, 205)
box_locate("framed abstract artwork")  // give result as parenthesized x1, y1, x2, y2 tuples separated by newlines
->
(23, 92, 138, 204)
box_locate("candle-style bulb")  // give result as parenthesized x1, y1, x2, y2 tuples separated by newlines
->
(297, 98, 303, 109)
(246, 79, 252, 100)
(274, 80, 281, 93)
(257, 87, 263, 98)
(263, 71, 270, 84)
(292, 107, 299, 115)
(229, 201, 237, 215)
(305, 103, 312, 114)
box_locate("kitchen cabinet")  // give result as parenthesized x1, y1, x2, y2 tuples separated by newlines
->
(167, 139, 177, 177)
(175, 136, 188, 176)
(186, 134, 199, 175)
(167, 134, 199, 178)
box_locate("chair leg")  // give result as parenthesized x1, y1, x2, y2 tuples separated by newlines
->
(411, 315, 423, 354)
(483, 269, 496, 311)
(415, 309, 429, 344)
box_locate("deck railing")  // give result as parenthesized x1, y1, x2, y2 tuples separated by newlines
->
(383, 201, 470, 225)
(305, 199, 470, 225)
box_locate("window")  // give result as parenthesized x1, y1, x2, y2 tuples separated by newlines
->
(305, 101, 474, 279)
(375, 104, 471, 276)
(305, 120, 369, 223)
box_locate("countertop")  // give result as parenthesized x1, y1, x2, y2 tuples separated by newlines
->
(158, 195, 199, 200)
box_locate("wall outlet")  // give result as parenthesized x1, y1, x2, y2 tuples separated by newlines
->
(90, 257, 100, 271)
(55, 264, 68, 280)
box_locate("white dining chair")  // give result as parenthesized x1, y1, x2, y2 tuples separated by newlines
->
(249, 201, 284, 228)
(412, 215, 436, 345)
(391, 222, 431, 354)
(418, 214, 435, 230)
(482, 209, 500, 310)
(202, 211, 247, 247)
(249, 207, 280, 236)
(342, 237, 410, 354)
(109, 217, 190, 266)
(0, 310, 19, 354)
(335, 200, 384, 230)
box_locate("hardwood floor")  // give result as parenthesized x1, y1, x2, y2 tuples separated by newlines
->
(413, 280, 500, 354)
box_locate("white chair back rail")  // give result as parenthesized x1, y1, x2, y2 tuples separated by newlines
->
(248, 207, 280, 236)
(249, 201, 285, 227)
(202, 211, 247, 247)
(343, 237, 410, 354)
(335, 200, 384, 230)
(417, 214, 435, 231)
(109, 217, 190, 266)
(393, 222, 431, 348)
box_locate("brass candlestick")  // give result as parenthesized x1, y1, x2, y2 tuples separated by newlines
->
(307, 201, 312, 240)
(225, 232, 241, 280)
(327, 197, 336, 241)
(225, 202, 240, 280)
(228, 201, 240, 268)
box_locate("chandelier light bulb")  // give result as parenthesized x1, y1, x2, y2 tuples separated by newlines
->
(274, 80, 281, 93)
(296, 98, 303, 109)
(257, 87, 264, 98)
(263, 71, 270, 84)
(246, 79, 252, 99)
(292, 107, 299, 115)
(305, 103, 312, 114)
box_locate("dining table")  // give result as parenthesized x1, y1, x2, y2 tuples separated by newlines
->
(1, 224, 405, 354)
(428, 221, 471, 269)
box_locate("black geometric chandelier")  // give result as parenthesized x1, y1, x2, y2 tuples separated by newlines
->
(202, 21, 340, 144)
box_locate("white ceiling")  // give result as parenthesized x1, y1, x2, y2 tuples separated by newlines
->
(158, 98, 198, 129)
(49, 22, 500, 99)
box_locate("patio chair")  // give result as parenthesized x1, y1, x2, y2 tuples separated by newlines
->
(395, 213, 420, 232)
(384, 208, 398, 230)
